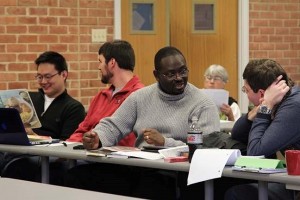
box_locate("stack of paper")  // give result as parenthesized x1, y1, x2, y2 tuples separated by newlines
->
(86, 146, 140, 157)
(86, 146, 163, 160)
(27, 135, 54, 145)
(232, 156, 287, 174)
(109, 151, 164, 160)
(158, 145, 188, 158)
(86, 145, 189, 160)
(86, 149, 116, 157)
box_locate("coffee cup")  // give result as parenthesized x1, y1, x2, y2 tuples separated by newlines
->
(285, 150, 300, 175)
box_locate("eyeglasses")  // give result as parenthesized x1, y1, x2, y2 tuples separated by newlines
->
(35, 73, 59, 82)
(204, 75, 223, 82)
(159, 68, 189, 79)
(241, 86, 250, 93)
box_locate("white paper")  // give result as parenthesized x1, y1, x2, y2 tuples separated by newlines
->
(220, 120, 235, 131)
(201, 89, 229, 109)
(232, 166, 287, 174)
(158, 145, 188, 158)
(110, 151, 164, 160)
(187, 149, 241, 185)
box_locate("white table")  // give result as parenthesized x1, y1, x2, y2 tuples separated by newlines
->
(0, 143, 300, 200)
(222, 167, 300, 200)
(0, 143, 189, 182)
(0, 177, 143, 200)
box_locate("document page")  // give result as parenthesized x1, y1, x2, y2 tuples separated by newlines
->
(86, 146, 163, 160)
(201, 89, 229, 109)
(158, 145, 188, 158)
(110, 151, 163, 160)
(188, 149, 241, 185)
(86, 146, 140, 157)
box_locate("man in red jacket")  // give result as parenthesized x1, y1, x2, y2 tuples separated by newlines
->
(68, 40, 144, 146)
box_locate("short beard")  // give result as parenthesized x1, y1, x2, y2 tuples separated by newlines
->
(101, 71, 113, 84)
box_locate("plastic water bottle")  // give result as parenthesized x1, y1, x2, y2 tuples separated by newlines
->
(187, 116, 203, 162)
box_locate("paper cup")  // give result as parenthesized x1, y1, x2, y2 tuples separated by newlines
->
(285, 150, 300, 175)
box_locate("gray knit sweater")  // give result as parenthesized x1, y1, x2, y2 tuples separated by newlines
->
(92, 83, 220, 148)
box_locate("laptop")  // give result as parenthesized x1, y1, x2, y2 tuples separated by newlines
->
(0, 108, 54, 145)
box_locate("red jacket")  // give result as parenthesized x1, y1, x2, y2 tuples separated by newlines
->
(67, 76, 144, 146)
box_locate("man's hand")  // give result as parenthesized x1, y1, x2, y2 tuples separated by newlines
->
(220, 104, 234, 121)
(143, 128, 165, 146)
(247, 106, 259, 121)
(261, 75, 290, 109)
(83, 131, 100, 150)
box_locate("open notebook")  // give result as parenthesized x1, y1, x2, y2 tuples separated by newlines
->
(0, 108, 54, 145)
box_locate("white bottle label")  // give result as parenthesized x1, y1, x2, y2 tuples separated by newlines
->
(187, 133, 203, 144)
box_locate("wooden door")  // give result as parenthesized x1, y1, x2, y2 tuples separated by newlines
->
(121, 0, 238, 100)
(121, 0, 169, 86)
(170, 0, 238, 99)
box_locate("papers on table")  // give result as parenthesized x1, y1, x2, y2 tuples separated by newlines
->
(86, 149, 112, 157)
(188, 151, 287, 185)
(110, 151, 164, 160)
(102, 146, 140, 152)
(158, 145, 188, 158)
(232, 166, 286, 174)
(86, 146, 139, 158)
(86, 145, 189, 160)
(201, 89, 229, 109)
(232, 156, 286, 174)
(28, 135, 52, 144)
(188, 149, 241, 185)
(86, 146, 164, 160)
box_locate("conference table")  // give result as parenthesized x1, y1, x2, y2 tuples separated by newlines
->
(0, 177, 143, 200)
(0, 143, 299, 200)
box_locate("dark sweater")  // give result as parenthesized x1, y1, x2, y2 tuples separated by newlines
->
(231, 86, 300, 157)
(30, 89, 85, 140)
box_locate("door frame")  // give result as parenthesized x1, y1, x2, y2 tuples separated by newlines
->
(114, 0, 249, 113)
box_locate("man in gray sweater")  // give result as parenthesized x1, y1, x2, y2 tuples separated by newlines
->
(83, 46, 220, 149)
(65, 46, 220, 199)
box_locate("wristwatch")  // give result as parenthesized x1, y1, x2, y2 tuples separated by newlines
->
(258, 105, 272, 114)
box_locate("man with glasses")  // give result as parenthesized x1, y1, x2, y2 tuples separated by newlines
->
(64, 46, 220, 199)
(81, 46, 219, 149)
(26, 51, 85, 139)
(225, 59, 300, 200)
(1, 51, 85, 184)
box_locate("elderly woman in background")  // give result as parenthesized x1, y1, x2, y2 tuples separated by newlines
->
(204, 64, 241, 121)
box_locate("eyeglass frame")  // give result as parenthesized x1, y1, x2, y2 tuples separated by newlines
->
(158, 68, 189, 80)
(35, 72, 60, 82)
(241, 85, 252, 94)
(204, 75, 224, 82)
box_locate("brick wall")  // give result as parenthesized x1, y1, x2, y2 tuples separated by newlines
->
(1, 0, 299, 109)
(0, 0, 114, 109)
(249, 0, 300, 85)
